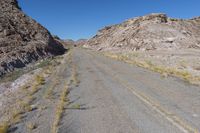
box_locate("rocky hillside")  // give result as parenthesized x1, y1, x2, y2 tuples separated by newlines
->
(0, 0, 65, 77)
(84, 13, 200, 51)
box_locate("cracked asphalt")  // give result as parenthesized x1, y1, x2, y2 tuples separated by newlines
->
(60, 48, 200, 133)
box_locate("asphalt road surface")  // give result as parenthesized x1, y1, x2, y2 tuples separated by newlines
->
(60, 48, 200, 133)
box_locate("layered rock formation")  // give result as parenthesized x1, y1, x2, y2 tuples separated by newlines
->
(0, 0, 65, 77)
(85, 13, 200, 51)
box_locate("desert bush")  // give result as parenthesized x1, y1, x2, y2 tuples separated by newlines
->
(26, 122, 37, 130)
(35, 75, 45, 85)
(0, 122, 9, 133)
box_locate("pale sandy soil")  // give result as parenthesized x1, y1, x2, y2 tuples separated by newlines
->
(0, 68, 42, 108)
(103, 48, 200, 85)
(0, 51, 76, 133)
(135, 49, 200, 76)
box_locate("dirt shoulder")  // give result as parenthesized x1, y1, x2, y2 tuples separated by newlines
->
(0, 49, 78, 133)
(102, 49, 200, 85)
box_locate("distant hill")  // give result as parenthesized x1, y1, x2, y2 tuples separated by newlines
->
(76, 39, 88, 45)
(84, 13, 200, 51)
(64, 39, 87, 46)
(0, 0, 66, 77)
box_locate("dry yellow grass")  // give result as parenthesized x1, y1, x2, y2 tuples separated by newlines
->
(104, 52, 200, 85)
(0, 122, 9, 133)
(26, 122, 37, 130)
(29, 75, 46, 96)
(35, 75, 45, 85)
(0, 85, 37, 131)
(71, 104, 81, 109)
(0, 55, 61, 132)
(66, 49, 80, 87)
(51, 83, 69, 133)
(10, 96, 35, 124)
(0, 73, 46, 131)
(44, 79, 59, 99)
(0, 50, 70, 133)
(71, 64, 80, 87)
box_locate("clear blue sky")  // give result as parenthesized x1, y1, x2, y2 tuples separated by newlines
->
(18, 0, 200, 40)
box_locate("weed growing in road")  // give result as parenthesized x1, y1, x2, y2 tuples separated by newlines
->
(44, 79, 59, 99)
(52, 83, 69, 133)
(30, 75, 45, 95)
(71, 104, 81, 109)
(66, 49, 80, 87)
(30, 85, 40, 95)
(72, 64, 80, 87)
(11, 96, 35, 124)
(38, 106, 47, 111)
(12, 109, 23, 124)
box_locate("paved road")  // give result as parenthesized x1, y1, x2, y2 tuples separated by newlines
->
(61, 48, 200, 133)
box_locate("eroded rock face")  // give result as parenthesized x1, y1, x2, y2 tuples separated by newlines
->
(85, 13, 200, 51)
(0, 0, 65, 77)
